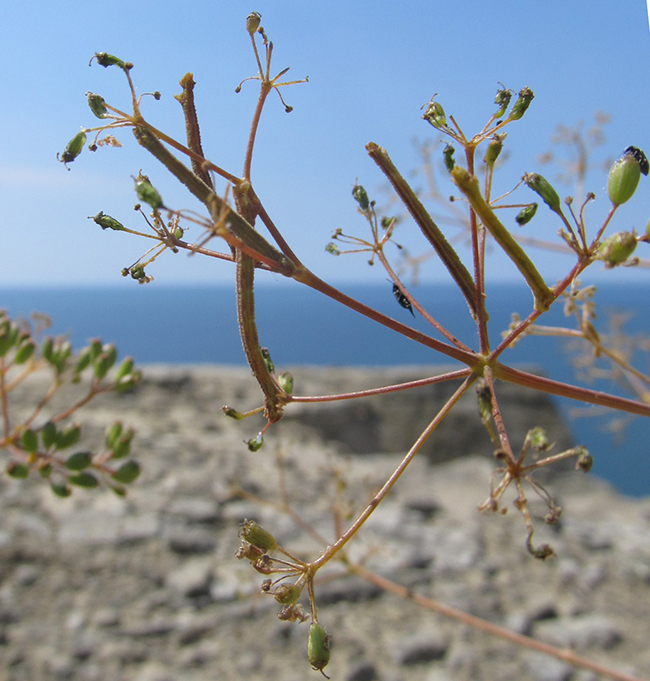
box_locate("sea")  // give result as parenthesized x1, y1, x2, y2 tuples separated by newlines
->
(2, 282, 649, 497)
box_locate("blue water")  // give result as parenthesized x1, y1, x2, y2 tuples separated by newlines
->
(2, 282, 649, 496)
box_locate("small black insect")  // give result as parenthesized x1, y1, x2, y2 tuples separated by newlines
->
(392, 283, 415, 317)
(624, 146, 649, 176)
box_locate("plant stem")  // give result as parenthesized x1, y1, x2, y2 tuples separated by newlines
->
(311, 375, 475, 569)
(352, 564, 645, 681)
(451, 166, 555, 311)
(365, 143, 478, 316)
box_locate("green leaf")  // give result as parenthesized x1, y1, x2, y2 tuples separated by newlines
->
(111, 461, 140, 484)
(68, 472, 99, 488)
(64, 451, 93, 471)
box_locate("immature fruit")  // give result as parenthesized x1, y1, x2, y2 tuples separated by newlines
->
(58, 131, 86, 167)
(508, 87, 534, 120)
(239, 520, 277, 552)
(91, 212, 125, 231)
(87, 92, 107, 118)
(134, 174, 163, 210)
(607, 147, 648, 206)
(422, 99, 447, 128)
(352, 184, 370, 210)
(523, 173, 561, 214)
(515, 203, 538, 226)
(246, 11, 261, 34)
(308, 622, 331, 676)
(598, 231, 637, 267)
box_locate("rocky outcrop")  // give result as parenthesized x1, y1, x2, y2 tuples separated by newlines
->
(0, 365, 648, 681)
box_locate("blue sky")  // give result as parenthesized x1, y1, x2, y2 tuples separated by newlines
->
(1, 1, 650, 288)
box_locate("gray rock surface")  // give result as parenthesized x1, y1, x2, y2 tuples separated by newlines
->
(0, 365, 648, 681)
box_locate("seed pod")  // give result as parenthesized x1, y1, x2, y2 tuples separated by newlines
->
(134, 173, 163, 210)
(598, 231, 637, 267)
(20, 429, 39, 454)
(523, 173, 562, 214)
(308, 623, 332, 676)
(222, 406, 245, 420)
(278, 372, 294, 394)
(6, 461, 30, 479)
(90, 52, 127, 70)
(68, 472, 99, 488)
(87, 92, 107, 118)
(58, 131, 87, 167)
(607, 148, 647, 205)
(239, 520, 277, 552)
(88, 338, 104, 362)
(484, 134, 505, 168)
(325, 243, 340, 256)
(111, 461, 141, 484)
(526, 426, 550, 451)
(246, 11, 262, 34)
(494, 85, 512, 118)
(422, 99, 447, 128)
(64, 451, 93, 471)
(508, 87, 534, 120)
(274, 583, 301, 605)
(130, 265, 146, 281)
(515, 203, 538, 226)
(575, 449, 593, 473)
(443, 144, 455, 172)
(352, 184, 370, 211)
(91, 212, 125, 231)
(246, 432, 264, 452)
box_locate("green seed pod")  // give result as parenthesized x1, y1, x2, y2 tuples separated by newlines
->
(87, 92, 107, 118)
(91, 212, 125, 231)
(68, 472, 99, 488)
(14, 339, 36, 364)
(6, 462, 30, 479)
(607, 149, 646, 206)
(90, 52, 127, 70)
(246, 432, 264, 452)
(443, 144, 455, 172)
(325, 243, 340, 256)
(64, 451, 93, 471)
(130, 265, 146, 281)
(278, 372, 294, 395)
(20, 429, 39, 454)
(93, 348, 116, 380)
(308, 623, 331, 675)
(239, 520, 277, 552)
(494, 84, 512, 118)
(50, 481, 72, 497)
(352, 184, 370, 211)
(484, 134, 505, 168)
(422, 99, 447, 128)
(260, 347, 275, 374)
(111, 461, 141, 484)
(246, 11, 262, 34)
(134, 174, 163, 210)
(523, 173, 562, 214)
(56, 424, 82, 449)
(274, 583, 301, 605)
(598, 231, 637, 267)
(508, 87, 534, 121)
(222, 406, 245, 420)
(58, 131, 87, 167)
(40, 422, 58, 450)
(515, 203, 538, 226)
(105, 421, 123, 449)
(111, 429, 134, 459)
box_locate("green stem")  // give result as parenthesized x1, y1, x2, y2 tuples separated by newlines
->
(451, 166, 555, 311)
